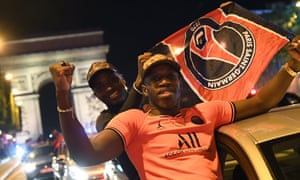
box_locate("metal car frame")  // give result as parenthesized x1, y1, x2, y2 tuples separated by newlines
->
(216, 104, 300, 180)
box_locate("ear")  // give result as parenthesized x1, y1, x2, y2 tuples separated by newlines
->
(141, 84, 148, 96)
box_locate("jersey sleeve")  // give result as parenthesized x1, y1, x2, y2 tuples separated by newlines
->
(105, 109, 145, 148)
(195, 100, 234, 128)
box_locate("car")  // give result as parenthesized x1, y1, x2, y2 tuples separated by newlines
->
(51, 147, 128, 180)
(216, 104, 300, 180)
(66, 160, 106, 180)
(65, 159, 128, 180)
(22, 143, 55, 180)
(51, 140, 108, 180)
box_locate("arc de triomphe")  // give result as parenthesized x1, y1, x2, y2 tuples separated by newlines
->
(0, 31, 108, 141)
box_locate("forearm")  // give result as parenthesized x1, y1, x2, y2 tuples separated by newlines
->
(50, 62, 105, 165)
(252, 38, 300, 114)
(235, 58, 299, 120)
(56, 90, 100, 165)
(255, 62, 295, 110)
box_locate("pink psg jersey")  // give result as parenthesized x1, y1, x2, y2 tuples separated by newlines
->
(106, 100, 234, 180)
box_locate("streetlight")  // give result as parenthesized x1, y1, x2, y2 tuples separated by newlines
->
(5, 73, 13, 81)
(296, 0, 300, 8)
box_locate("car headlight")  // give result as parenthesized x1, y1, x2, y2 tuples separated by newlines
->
(23, 162, 36, 173)
(28, 152, 36, 158)
(68, 165, 89, 180)
(16, 145, 26, 158)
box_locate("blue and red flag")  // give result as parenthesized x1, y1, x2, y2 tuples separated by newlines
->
(150, 1, 293, 102)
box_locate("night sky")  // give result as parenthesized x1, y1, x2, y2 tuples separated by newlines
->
(0, 0, 291, 84)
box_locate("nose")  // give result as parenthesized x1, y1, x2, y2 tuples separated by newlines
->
(105, 86, 113, 91)
(158, 78, 171, 86)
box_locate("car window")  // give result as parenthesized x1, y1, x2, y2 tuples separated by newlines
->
(216, 134, 258, 180)
(221, 151, 248, 180)
(218, 134, 300, 180)
(260, 134, 300, 180)
(33, 145, 52, 155)
(26, 144, 53, 159)
(217, 136, 258, 180)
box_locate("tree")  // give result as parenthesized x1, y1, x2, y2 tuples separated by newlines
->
(0, 75, 12, 131)
(255, 1, 300, 88)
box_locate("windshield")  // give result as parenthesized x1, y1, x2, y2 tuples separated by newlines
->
(32, 145, 52, 154)
(260, 134, 300, 180)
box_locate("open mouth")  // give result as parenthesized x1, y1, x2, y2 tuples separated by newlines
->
(158, 89, 174, 97)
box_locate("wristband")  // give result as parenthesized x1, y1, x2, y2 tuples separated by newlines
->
(133, 82, 143, 95)
(57, 106, 73, 113)
(282, 63, 297, 78)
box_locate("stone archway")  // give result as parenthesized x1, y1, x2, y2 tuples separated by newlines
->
(0, 31, 109, 141)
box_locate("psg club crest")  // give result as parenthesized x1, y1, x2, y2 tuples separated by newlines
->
(155, 1, 291, 101)
(184, 18, 255, 90)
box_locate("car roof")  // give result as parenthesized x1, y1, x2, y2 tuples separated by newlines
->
(217, 104, 300, 144)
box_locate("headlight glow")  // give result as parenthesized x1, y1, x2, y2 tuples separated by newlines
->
(16, 145, 25, 158)
(68, 165, 89, 180)
(23, 162, 36, 173)
(28, 152, 36, 159)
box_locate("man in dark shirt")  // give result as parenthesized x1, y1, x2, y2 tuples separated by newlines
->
(86, 61, 142, 180)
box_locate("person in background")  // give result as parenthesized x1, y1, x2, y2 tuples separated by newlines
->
(50, 129, 64, 155)
(87, 62, 143, 133)
(49, 35, 300, 179)
(56, 61, 142, 180)
(36, 134, 45, 144)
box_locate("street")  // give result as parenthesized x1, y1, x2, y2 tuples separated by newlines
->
(5, 164, 26, 180)
(0, 156, 25, 180)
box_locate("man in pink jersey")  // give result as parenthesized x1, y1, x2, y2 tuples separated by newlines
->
(49, 35, 300, 180)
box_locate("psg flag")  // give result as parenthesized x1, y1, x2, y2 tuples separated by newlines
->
(150, 1, 294, 102)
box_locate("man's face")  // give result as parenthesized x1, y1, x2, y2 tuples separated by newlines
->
(92, 70, 127, 106)
(143, 64, 181, 110)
